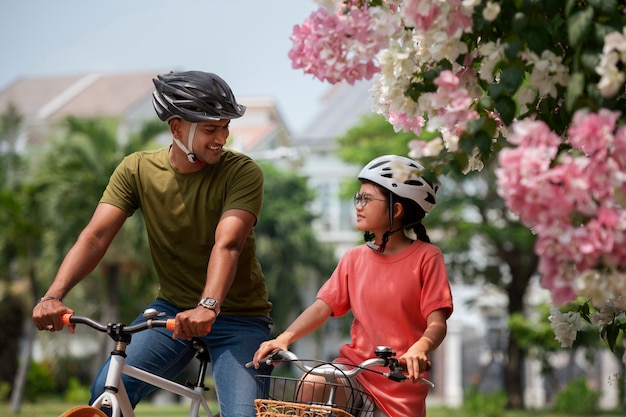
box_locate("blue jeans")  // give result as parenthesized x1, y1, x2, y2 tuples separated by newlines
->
(90, 299, 272, 417)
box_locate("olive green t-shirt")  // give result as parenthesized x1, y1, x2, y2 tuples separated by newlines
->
(100, 147, 271, 316)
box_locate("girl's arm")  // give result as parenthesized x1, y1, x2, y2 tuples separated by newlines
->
(401, 308, 448, 382)
(252, 298, 332, 366)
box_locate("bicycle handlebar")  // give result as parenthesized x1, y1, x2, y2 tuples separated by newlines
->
(62, 313, 176, 335)
(246, 349, 435, 388)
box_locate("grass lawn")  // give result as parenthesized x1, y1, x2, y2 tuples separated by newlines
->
(2, 400, 624, 416)
(1, 399, 219, 416)
(427, 408, 625, 417)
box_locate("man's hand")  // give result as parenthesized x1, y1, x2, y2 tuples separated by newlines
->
(172, 306, 218, 340)
(33, 299, 73, 332)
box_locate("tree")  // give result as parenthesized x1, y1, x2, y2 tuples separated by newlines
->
(290, 0, 626, 384)
(337, 114, 537, 408)
(31, 116, 164, 313)
(0, 103, 38, 413)
(27, 116, 167, 373)
(254, 161, 337, 334)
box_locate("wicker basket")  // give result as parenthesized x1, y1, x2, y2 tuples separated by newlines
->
(255, 374, 374, 417)
(255, 398, 354, 417)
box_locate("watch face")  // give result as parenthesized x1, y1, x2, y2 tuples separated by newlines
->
(201, 298, 217, 308)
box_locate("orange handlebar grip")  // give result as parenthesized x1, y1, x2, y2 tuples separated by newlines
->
(166, 319, 176, 331)
(62, 313, 74, 325)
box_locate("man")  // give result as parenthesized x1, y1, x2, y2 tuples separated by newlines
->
(32, 70, 273, 416)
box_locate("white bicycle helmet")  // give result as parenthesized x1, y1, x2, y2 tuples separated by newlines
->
(358, 155, 438, 213)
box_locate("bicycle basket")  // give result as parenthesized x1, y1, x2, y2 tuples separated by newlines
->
(255, 375, 374, 417)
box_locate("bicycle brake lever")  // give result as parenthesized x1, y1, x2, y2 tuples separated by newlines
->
(386, 362, 407, 382)
(245, 350, 280, 368)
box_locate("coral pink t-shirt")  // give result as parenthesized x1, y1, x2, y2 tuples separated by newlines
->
(317, 241, 453, 417)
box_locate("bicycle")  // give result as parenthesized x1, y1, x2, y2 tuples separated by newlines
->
(57, 309, 217, 417)
(247, 347, 434, 417)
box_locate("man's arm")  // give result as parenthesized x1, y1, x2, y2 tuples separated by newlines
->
(172, 208, 257, 340)
(32, 203, 129, 331)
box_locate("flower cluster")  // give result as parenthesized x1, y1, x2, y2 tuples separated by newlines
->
(496, 110, 626, 310)
(289, 1, 400, 85)
(597, 28, 626, 98)
(548, 307, 584, 348)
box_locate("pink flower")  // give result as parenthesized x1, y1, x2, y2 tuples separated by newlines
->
(434, 70, 460, 89)
(498, 112, 626, 307)
(289, 4, 397, 85)
(401, 0, 441, 31)
(568, 109, 620, 155)
(389, 109, 425, 136)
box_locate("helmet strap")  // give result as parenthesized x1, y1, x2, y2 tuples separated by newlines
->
(365, 194, 396, 253)
(365, 231, 390, 253)
(172, 122, 204, 165)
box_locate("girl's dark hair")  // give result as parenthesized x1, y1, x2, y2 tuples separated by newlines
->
(374, 185, 430, 244)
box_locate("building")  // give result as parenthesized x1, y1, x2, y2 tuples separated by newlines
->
(0, 71, 291, 155)
(292, 80, 373, 257)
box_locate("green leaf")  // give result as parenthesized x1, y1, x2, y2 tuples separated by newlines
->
(487, 83, 505, 98)
(495, 96, 517, 125)
(500, 66, 524, 94)
(465, 118, 485, 135)
(524, 26, 550, 54)
(504, 38, 523, 61)
(475, 130, 493, 156)
(604, 324, 619, 351)
(580, 49, 600, 73)
(512, 13, 528, 33)
(587, 0, 618, 15)
(566, 72, 585, 112)
(568, 7, 594, 47)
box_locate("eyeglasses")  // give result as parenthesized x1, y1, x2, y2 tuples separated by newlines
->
(353, 192, 386, 208)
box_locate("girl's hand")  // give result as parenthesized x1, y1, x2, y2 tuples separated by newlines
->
(252, 336, 290, 369)
(399, 349, 430, 383)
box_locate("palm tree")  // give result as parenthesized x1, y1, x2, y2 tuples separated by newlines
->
(28, 115, 167, 368)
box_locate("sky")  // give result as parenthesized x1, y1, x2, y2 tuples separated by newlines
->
(0, 0, 328, 134)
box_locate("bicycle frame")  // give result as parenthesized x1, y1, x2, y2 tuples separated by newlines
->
(92, 356, 213, 417)
(61, 312, 215, 417)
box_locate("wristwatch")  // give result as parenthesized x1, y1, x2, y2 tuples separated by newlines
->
(197, 297, 220, 315)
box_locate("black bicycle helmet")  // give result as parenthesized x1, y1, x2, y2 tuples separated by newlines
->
(152, 70, 246, 122)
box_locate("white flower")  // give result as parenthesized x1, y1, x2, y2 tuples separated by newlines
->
(482, 1, 501, 22)
(314, 0, 342, 12)
(477, 40, 505, 82)
(464, 148, 485, 173)
(525, 50, 570, 98)
(423, 137, 445, 156)
(548, 307, 583, 347)
(517, 86, 537, 114)
(597, 50, 626, 98)
(390, 158, 412, 182)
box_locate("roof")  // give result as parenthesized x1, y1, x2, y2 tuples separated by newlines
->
(0, 72, 159, 121)
(294, 79, 374, 144)
(0, 71, 292, 154)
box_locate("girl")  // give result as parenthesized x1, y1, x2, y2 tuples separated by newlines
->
(253, 155, 453, 416)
